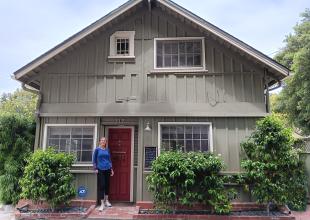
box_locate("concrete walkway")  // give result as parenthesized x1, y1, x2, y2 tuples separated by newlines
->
(292, 205, 310, 220)
(0, 204, 15, 220)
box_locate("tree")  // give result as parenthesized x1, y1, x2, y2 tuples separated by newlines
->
(0, 88, 37, 204)
(241, 115, 307, 213)
(274, 9, 310, 135)
(0, 89, 37, 120)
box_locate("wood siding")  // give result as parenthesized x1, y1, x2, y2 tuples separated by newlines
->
(38, 6, 266, 117)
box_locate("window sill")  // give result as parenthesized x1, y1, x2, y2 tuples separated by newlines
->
(108, 55, 135, 63)
(149, 68, 209, 74)
(72, 163, 93, 167)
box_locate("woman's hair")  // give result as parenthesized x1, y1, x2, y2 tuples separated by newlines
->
(99, 137, 108, 147)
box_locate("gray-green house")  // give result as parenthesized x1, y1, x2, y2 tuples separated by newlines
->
(13, 0, 289, 202)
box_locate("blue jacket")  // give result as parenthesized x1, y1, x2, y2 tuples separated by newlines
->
(92, 147, 112, 170)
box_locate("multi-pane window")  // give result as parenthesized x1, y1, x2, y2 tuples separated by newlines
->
(160, 124, 210, 152)
(156, 39, 203, 68)
(116, 38, 129, 55)
(46, 126, 95, 163)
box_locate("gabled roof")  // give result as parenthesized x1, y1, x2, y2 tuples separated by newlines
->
(13, 0, 289, 87)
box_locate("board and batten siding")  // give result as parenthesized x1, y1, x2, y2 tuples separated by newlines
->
(38, 6, 266, 117)
(39, 116, 258, 201)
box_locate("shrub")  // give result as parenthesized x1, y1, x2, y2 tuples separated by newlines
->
(146, 151, 234, 214)
(241, 115, 308, 212)
(20, 148, 76, 209)
(0, 114, 35, 204)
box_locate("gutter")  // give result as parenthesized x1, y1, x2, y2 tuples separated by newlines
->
(21, 83, 42, 121)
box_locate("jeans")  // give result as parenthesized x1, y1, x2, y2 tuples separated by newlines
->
(97, 169, 111, 205)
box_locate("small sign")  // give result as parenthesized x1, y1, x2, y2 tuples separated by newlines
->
(144, 146, 157, 170)
(78, 186, 87, 198)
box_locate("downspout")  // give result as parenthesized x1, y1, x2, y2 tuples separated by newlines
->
(22, 83, 42, 150)
(264, 68, 270, 113)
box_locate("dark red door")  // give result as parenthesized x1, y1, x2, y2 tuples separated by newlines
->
(108, 128, 131, 201)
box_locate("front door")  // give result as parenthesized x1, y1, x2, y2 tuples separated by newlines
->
(108, 128, 131, 201)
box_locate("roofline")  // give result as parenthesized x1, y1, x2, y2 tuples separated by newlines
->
(14, 0, 143, 80)
(14, 0, 289, 81)
(158, 0, 289, 78)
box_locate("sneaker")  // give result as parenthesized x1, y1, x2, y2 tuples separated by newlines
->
(104, 200, 112, 207)
(98, 203, 106, 211)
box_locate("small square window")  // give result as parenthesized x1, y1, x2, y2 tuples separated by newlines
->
(116, 38, 129, 55)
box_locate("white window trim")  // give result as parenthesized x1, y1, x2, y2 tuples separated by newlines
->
(43, 124, 98, 167)
(157, 122, 213, 155)
(109, 31, 135, 59)
(154, 37, 206, 70)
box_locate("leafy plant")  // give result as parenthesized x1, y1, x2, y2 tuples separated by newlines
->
(146, 151, 234, 214)
(20, 148, 76, 209)
(240, 115, 308, 213)
(0, 114, 34, 204)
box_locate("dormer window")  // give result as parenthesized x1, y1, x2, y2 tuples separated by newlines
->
(109, 31, 135, 61)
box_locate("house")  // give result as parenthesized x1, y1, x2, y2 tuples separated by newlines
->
(13, 0, 289, 202)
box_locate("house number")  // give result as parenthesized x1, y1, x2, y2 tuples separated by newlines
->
(115, 119, 125, 124)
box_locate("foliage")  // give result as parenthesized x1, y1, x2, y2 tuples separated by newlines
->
(0, 114, 35, 204)
(20, 148, 76, 209)
(274, 9, 310, 135)
(240, 115, 308, 212)
(0, 89, 37, 120)
(146, 151, 234, 214)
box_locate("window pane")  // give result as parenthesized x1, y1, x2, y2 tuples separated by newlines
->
(164, 55, 171, 67)
(83, 127, 93, 138)
(171, 43, 178, 54)
(193, 140, 201, 151)
(82, 139, 93, 151)
(157, 42, 163, 54)
(201, 126, 209, 139)
(186, 140, 193, 152)
(186, 55, 193, 66)
(172, 55, 178, 67)
(177, 139, 184, 151)
(170, 140, 176, 151)
(179, 54, 186, 66)
(179, 42, 185, 53)
(201, 140, 209, 152)
(48, 138, 59, 147)
(162, 126, 169, 139)
(193, 126, 200, 139)
(176, 126, 184, 139)
(193, 41, 201, 53)
(81, 151, 92, 162)
(157, 55, 163, 67)
(194, 54, 201, 66)
(186, 42, 194, 53)
(164, 43, 172, 54)
(169, 126, 176, 139)
(185, 126, 193, 139)
(162, 140, 170, 151)
(72, 128, 83, 138)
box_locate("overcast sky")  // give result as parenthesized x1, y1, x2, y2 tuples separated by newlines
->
(0, 0, 309, 94)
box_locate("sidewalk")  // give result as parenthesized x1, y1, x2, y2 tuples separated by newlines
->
(292, 205, 310, 220)
(0, 204, 15, 220)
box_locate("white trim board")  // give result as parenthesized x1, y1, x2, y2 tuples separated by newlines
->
(157, 122, 213, 155)
(105, 126, 135, 203)
(42, 123, 98, 166)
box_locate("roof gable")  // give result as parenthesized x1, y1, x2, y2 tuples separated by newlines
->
(13, 0, 289, 87)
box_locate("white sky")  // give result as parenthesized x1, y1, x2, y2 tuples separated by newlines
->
(0, 0, 309, 94)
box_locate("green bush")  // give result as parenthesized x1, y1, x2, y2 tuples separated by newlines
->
(0, 114, 35, 204)
(20, 148, 76, 209)
(146, 151, 234, 214)
(241, 115, 308, 212)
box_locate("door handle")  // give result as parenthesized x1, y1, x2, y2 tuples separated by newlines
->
(112, 151, 126, 154)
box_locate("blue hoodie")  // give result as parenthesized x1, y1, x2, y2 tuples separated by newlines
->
(92, 147, 112, 170)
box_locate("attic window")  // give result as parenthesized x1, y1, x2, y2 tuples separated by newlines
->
(154, 37, 205, 69)
(109, 31, 135, 60)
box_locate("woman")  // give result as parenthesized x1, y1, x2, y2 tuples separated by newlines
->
(92, 137, 114, 211)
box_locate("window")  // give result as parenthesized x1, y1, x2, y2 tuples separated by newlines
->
(159, 122, 212, 153)
(44, 124, 97, 164)
(109, 31, 135, 59)
(155, 37, 205, 69)
(116, 38, 129, 55)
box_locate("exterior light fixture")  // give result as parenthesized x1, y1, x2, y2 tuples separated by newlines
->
(144, 121, 151, 131)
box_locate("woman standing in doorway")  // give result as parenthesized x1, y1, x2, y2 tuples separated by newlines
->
(92, 137, 114, 211)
